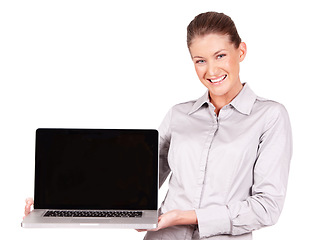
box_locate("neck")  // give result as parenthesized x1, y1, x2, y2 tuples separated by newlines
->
(209, 82, 243, 116)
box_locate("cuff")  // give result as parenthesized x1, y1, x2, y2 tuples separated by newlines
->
(195, 205, 231, 238)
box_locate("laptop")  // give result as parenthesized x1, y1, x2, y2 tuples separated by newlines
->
(21, 128, 158, 229)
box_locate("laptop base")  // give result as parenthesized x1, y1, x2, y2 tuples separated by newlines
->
(22, 209, 158, 229)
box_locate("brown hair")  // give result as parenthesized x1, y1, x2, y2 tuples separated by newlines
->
(187, 11, 241, 48)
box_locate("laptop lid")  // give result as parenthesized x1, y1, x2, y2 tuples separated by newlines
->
(34, 128, 158, 211)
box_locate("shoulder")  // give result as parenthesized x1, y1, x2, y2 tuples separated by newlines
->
(160, 99, 197, 122)
(170, 99, 198, 115)
(172, 99, 197, 110)
(253, 96, 290, 128)
(159, 99, 198, 136)
(254, 96, 288, 115)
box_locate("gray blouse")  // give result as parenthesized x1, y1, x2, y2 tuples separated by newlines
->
(144, 83, 292, 240)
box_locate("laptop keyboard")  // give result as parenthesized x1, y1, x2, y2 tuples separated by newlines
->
(43, 210, 143, 218)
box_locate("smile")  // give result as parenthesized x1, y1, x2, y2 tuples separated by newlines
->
(207, 75, 227, 84)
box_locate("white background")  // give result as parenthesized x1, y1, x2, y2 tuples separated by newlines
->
(0, 0, 317, 239)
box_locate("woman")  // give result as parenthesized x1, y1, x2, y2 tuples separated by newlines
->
(25, 12, 292, 240)
(140, 11, 292, 239)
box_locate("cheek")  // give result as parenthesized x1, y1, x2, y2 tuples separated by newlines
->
(194, 66, 205, 79)
(225, 59, 239, 76)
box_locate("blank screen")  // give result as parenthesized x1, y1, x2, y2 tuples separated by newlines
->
(34, 129, 158, 210)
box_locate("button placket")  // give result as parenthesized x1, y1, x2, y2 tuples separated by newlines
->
(193, 121, 219, 209)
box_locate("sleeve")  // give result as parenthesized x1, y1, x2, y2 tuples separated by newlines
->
(195, 103, 293, 238)
(158, 108, 172, 188)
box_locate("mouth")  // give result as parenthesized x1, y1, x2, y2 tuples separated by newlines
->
(207, 75, 227, 84)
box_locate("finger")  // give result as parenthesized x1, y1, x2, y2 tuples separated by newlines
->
(25, 201, 33, 210)
(135, 229, 147, 232)
(24, 207, 30, 216)
(25, 199, 34, 210)
(147, 227, 160, 232)
(25, 205, 30, 214)
(24, 198, 34, 217)
(25, 203, 32, 210)
(25, 198, 34, 205)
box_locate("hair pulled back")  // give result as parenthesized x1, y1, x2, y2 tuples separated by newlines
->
(187, 11, 241, 49)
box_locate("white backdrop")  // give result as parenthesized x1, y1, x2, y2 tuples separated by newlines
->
(1, 0, 317, 239)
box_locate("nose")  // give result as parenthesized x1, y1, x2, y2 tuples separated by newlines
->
(207, 61, 220, 77)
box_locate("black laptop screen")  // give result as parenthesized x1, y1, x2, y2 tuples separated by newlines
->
(34, 129, 158, 210)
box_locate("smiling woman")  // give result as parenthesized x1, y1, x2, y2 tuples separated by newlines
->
(187, 12, 247, 115)
(143, 11, 292, 240)
(189, 34, 247, 115)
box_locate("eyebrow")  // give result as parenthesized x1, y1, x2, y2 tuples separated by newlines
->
(192, 49, 226, 59)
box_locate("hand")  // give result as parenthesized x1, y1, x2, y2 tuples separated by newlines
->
(136, 210, 197, 232)
(136, 210, 180, 233)
(24, 198, 34, 219)
(150, 210, 182, 231)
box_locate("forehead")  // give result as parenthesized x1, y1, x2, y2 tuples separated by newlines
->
(189, 33, 234, 55)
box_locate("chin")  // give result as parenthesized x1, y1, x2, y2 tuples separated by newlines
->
(207, 83, 231, 97)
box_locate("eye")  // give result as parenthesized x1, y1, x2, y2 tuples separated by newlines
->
(195, 59, 206, 64)
(217, 54, 226, 59)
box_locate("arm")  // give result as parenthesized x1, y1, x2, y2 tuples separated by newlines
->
(195, 104, 293, 237)
(158, 108, 172, 188)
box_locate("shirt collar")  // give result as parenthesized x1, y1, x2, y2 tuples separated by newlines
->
(188, 83, 257, 116)
(229, 83, 256, 115)
(188, 90, 211, 115)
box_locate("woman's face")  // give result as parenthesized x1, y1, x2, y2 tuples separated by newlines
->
(189, 33, 247, 102)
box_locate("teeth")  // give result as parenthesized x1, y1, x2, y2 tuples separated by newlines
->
(209, 75, 227, 83)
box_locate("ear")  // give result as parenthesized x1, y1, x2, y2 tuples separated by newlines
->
(238, 42, 247, 62)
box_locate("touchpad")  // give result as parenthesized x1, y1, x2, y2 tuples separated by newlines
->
(71, 219, 111, 223)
